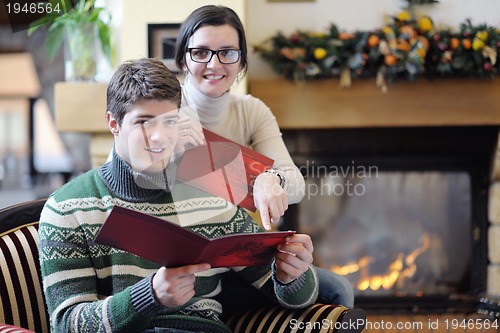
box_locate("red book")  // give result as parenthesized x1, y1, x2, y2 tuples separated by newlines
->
(175, 129, 274, 212)
(95, 206, 295, 268)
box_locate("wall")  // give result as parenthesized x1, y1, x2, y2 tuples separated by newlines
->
(246, 0, 500, 78)
(109, 0, 246, 93)
(119, 0, 245, 62)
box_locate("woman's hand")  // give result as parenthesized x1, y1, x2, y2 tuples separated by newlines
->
(152, 263, 211, 308)
(274, 234, 314, 284)
(174, 117, 205, 157)
(253, 171, 288, 230)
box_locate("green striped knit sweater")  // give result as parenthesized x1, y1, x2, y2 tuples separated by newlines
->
(39, 153, 318, 333)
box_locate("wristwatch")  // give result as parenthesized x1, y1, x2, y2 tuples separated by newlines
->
(263, 169, 287, 189)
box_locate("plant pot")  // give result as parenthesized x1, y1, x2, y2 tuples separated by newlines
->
(64, 23, 98, 81)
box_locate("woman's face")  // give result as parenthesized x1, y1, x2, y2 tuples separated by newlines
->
(184, 24, 242, 98)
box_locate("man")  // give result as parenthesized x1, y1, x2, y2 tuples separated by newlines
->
(39, 58, 318, 332)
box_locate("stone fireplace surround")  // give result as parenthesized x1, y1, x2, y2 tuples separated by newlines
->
(249, 78, 500, 312)
(281, 126, 495, 311)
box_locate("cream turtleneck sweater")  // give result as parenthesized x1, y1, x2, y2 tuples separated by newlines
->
(180, 79, 305, 204)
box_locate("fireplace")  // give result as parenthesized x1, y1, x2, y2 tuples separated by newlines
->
(280, 126, 499, 312)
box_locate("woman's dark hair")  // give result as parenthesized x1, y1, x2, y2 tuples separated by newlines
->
(107, 58, 181, 125)
(174, 5, 248, 75)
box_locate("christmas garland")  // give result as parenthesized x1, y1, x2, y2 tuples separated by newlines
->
(255, 9, 499, 91)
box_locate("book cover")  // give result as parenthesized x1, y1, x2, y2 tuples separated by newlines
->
(95, 206, 295, 268)
(175, 129, 274, 212)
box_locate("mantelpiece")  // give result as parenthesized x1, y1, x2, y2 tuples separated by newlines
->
(248, 78, 500, 128)
(56, 79, 500, 131)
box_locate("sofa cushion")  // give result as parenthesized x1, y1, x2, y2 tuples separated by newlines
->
(226, 303, 366, 333)
(0, 223, 49, 333)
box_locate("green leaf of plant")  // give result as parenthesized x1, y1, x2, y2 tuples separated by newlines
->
(48, 19, 63, 32)
(45, 24, 65, 60)
(28, 2, 62, 35)
(87, 8, 101, 22)
(83, 0, 95, 13)
(97, 20, 112, 64)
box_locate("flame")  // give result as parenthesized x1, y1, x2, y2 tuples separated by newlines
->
(331, 233, 430, 291)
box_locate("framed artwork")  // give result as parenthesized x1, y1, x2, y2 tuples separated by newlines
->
(147, 23, 182, 72)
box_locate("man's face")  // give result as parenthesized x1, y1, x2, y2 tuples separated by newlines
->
(107, 99, 179, 174)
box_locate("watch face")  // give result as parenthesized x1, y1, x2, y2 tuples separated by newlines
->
(264, 169, 286, 188)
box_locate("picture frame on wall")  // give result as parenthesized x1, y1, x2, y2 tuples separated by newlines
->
(147, 23, 182, 73)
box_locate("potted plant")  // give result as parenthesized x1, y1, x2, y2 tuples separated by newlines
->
(29, 0, 112, 81)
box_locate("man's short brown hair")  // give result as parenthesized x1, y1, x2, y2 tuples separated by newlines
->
(107, 58, 181, 125)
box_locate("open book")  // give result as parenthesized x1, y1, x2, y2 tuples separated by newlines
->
(95, 206, 295, 268)
(175, 129, 274, 212)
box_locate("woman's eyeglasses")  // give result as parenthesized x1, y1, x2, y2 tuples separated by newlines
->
(187, 48, 241, 64)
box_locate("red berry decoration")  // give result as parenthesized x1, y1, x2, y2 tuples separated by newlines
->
(484, 62, 493, 72)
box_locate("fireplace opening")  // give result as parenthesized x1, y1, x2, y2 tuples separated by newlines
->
(280, 126, 499, 312)
(301, 171, 471, 295)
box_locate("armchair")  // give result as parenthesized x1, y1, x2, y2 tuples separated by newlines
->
(0, 199, 365, 333)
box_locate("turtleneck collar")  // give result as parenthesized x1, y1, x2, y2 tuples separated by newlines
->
(181, 77, 231, 126)
(98, 148, 174, 203)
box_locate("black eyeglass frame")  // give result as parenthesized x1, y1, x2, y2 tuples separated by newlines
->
(187, 48, 241, 64)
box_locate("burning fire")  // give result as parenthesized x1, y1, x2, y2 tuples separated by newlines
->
(331, 233, 430, 291)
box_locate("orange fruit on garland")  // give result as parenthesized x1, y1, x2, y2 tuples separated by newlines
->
(449, 37, 460, 50)
(367, 34, 380, 48)
(384, 54, 397, 66)
(339, 32, 355, 40)
(397, 39, 410, 52)
(462, 38, 472, 50)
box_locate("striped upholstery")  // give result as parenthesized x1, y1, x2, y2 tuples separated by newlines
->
(226, 303, 366, 333)
(0, 200, 49, 333)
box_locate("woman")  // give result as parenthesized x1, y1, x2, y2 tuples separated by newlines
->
(173, 5, 354, 308)
(174, 6, 302, 231)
